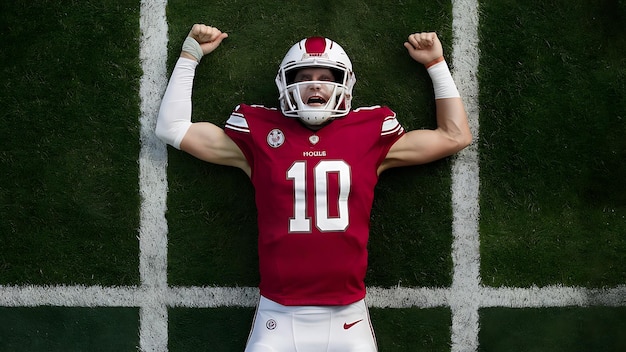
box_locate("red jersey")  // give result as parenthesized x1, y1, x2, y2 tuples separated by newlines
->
(224, 104, 404, 306)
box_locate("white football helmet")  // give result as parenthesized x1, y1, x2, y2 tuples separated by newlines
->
(275, 37, 356, 125)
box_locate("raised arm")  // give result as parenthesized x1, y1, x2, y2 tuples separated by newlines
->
(156, 24, 250, 175)
(378, 32, 472, 174)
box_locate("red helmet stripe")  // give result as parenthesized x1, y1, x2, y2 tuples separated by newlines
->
(304, 37, 327, 56)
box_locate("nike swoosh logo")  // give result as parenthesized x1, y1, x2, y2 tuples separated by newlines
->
(343, 319, 364, 330)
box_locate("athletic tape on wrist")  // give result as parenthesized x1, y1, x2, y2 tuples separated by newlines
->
(182, 37, 203, 62)
(427, 59, 460, 99)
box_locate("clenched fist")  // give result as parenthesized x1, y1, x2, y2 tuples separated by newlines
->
(403, 32, 444, 65)
(181, 24, 228, 61)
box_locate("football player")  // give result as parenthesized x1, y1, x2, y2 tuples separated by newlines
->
(156, 24, 471, 351)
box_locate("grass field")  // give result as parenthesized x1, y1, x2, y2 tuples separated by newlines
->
(1, 0, 625, 351)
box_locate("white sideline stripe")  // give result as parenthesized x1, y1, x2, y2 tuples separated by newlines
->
(138, 0, 169, 351)
(450, 0, 481, 351)
(1, 285, 624, 309)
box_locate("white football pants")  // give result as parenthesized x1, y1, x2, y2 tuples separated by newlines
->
(245, 296, 378, 352)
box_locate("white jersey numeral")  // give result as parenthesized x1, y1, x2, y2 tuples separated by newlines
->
(287, 161, 310, 232)
(287, 160, 351, 233)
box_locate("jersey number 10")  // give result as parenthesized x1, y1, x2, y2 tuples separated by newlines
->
(287, 160, 351, 233)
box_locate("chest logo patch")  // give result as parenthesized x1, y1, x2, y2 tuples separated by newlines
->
(309, 135, 319, 145)
(267, 128, 285, 148)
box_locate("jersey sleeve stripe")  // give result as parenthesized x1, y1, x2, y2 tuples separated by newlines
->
(381, 115, 404, 136)
(225, 112, 250, 133)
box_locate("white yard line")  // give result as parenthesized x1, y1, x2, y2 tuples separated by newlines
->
(2, 285, 624, 309)
(366, 286, 450, 308)
(481, 285, 626, 308)
(167, 286, 260, 307)
(138, 0, 169, 351)
(450, 0, 482, 350)
(0, 285, 142, 307)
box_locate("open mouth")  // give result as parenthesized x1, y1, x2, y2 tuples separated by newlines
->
(307, 96, 327, 106)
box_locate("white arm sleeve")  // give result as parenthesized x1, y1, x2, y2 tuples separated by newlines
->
(155, 57, 198, 149)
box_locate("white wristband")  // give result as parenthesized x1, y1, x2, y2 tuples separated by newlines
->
(182, 37, 204, 62)
(427, 60, 460, 99)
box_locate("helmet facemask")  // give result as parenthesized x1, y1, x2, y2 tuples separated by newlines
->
(275, 37, 356, 126)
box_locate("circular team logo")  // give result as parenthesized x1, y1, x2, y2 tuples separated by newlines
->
(266, 319, 277, 330)
(267, 128, 285, 148)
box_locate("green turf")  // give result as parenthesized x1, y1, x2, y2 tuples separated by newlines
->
(168, 307, 255, 351)
(0, 1, 142, 285)
(0, 307, 139, 351)
(479, 307, 626, 352)
(371, 307, 451, 351)
(478, 0, 626, 287)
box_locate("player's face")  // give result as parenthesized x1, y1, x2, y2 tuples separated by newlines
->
(293, 68, 336, 107)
